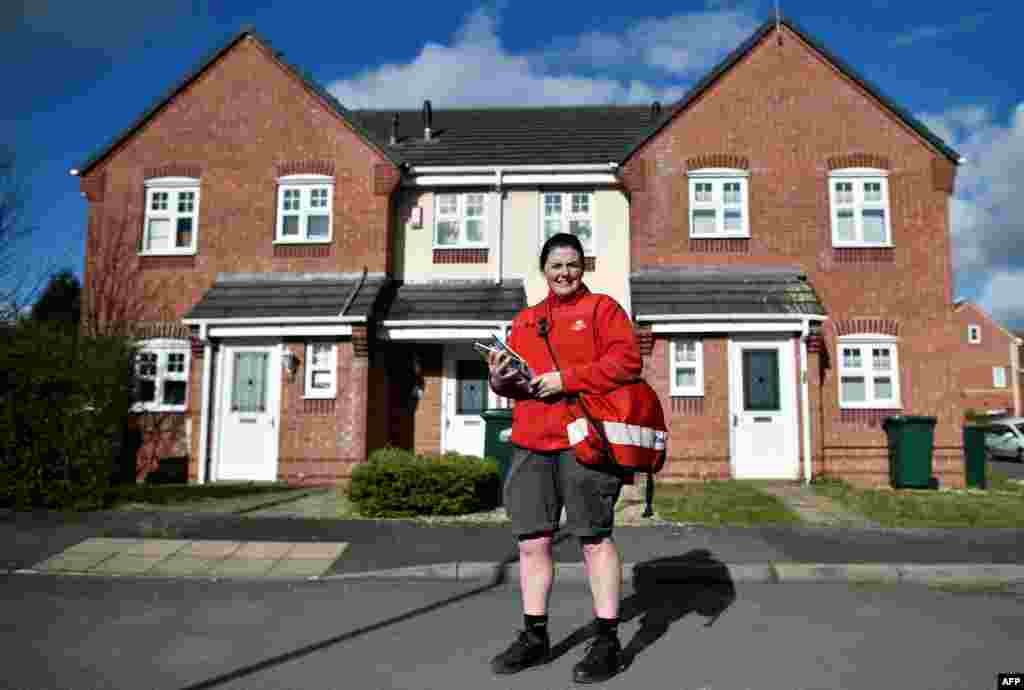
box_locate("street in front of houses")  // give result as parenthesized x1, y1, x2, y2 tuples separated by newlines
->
(1, 573, 1020, 690)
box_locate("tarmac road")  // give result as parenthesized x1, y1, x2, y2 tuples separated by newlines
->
(1, 573, 1021, 690)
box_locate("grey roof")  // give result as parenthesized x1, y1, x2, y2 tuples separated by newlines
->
(352, 106, 657, 167)
(631, 267, 826, 317)
(381, 280, 525, 322)
(184, 273, 389, 321)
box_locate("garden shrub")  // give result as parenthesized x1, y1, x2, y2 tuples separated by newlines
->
(0, 321, 135, 510)
(348, 447, 501, 517)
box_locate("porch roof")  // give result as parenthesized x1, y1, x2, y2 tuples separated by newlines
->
(381, 279, 525, 322)
(184, 272, 389, 321)
(630, 267, 827, 317)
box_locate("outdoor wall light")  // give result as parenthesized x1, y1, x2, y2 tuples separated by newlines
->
(282, 350, 300, 380)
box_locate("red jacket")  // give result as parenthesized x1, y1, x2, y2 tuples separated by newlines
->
(491, 284, 642, 452)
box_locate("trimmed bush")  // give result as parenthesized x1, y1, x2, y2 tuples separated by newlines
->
(348, 447, 501, 517)
(0, 321, 135, 510)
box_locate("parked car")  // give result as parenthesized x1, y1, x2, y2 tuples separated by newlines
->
(984, 417, 1024, 462)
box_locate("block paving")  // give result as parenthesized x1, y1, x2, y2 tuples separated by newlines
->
(31, 538, 348, 579)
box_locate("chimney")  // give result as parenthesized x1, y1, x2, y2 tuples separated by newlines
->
(390, 113, 399, 145)
(422, 100, 433, 141)
(650, 101, 662, 120)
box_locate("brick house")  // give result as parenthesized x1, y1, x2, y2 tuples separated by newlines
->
(951, 301, 1022, 420)
(74, 17, 972, 487)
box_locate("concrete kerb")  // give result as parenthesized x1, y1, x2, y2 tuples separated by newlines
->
(323, 562, 1024, 587)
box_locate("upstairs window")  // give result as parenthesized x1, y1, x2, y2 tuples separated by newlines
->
(276, 174, 334, 243)
(133, 339, 190, 412)
(670, 338, 704, 397)
(305, 342, 337, 399)
(142, 178, 200, 255)
(542, 191, 595, 255)
(829, 169, 891, 247)
(688, 169, 749, 238)
(838, 336, 901, 409)
(434, 193, 487, 248)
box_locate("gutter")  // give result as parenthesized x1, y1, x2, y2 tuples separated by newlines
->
(411, 164, 618, 174)
(380, 320, 512, 328)
(636, 313, 829, 322)
(182, 315, 367, 325)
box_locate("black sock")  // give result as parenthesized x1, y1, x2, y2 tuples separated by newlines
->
(524, 614, 548, 635)
(594, 617, 619, 638)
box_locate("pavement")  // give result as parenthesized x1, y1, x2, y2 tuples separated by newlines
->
(3, 482, 1024, 588)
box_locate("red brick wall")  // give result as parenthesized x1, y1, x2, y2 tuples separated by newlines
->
(79, 35, 397, 323)
(78, 36, 397, 482)
(627, 25, 964, 487)
(952, 303, 1018, 417)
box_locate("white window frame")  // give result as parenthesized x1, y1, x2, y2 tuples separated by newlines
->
(540, 190, 596, 255)
(837, 334, 901, 409)
(433, 192, 488, 248)
(829, 168, 892, 247)
(967, 324, 981, 344)
(132, 338, 190, 413)
(670, 338, 704, 397)
(688, 168, 750, 239)
(304, 342, 338, 399)
(274, 174, 334, 244)
(142, 177, 200, 255)
(994, 366, 1008, 389)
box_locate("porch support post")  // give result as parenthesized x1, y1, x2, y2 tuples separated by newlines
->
(800, 319, 813, 484)
(351, 325, 371, 464)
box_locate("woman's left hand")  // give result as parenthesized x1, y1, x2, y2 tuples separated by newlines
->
(530, 371, 564, 398)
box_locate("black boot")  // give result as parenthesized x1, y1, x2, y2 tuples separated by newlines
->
(490, 628, 551, 675)
(572, 633, 624, 684)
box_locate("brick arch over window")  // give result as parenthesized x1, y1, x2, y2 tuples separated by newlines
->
(834, 318, 900, 337)
(275, 160, 336, 177)
(144, 164, 203, 179)
(826, 154, 890, 171)
(686, 154, 750, 171)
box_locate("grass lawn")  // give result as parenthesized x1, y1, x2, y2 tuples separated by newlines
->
(810, 469, 1024, 528)
(652, 480, 802, 526)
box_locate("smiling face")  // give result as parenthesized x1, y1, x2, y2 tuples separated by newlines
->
(543, 245, 584, 299)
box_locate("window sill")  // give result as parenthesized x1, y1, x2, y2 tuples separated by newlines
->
(273, 239, 333, 245)
(302, 394, 337, 400)
(832, 243, 894, 249)
(138, 250, 197, 257)
(132, 405, 187, 414)
(688, 234, 750, 240)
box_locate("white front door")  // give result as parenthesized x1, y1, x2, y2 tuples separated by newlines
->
(216, 343, 281, 481)
(728, 337, 799, 479)
(443, 344, 493, 457)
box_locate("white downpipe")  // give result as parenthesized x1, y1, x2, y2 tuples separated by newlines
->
(799, 319, 813, 484)
(495, 168, 504, 285)
(197, 323, 212, 485)
(1012, 338, 1022, 417)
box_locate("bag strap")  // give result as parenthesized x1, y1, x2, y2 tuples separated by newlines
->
(541, 297, 656, 518)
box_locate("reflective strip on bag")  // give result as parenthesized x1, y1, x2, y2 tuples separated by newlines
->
(602, 421, 668, 450)
(567, 418, 589, 445)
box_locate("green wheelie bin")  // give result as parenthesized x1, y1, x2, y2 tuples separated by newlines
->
(481, 408, 515, 500)
(882, 415, 938, 489)
(962, 424, 988, 489)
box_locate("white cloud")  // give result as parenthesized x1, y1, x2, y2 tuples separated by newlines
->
(920, 103, 1024, 327)
(324, 6, 757, 109)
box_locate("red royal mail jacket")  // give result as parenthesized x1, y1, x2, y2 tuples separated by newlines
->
(489, 284, 642, 452)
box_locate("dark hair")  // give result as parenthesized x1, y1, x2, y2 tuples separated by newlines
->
(539, 232, 584, 272)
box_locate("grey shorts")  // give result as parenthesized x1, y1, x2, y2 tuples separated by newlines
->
(503, 445, 624, 539)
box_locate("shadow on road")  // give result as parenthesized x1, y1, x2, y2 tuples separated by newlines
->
(549, 548, 736, 669)
(178, 532, 574, 690)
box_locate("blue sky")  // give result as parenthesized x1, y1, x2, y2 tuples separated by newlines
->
(2, 1, 1022, 327)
